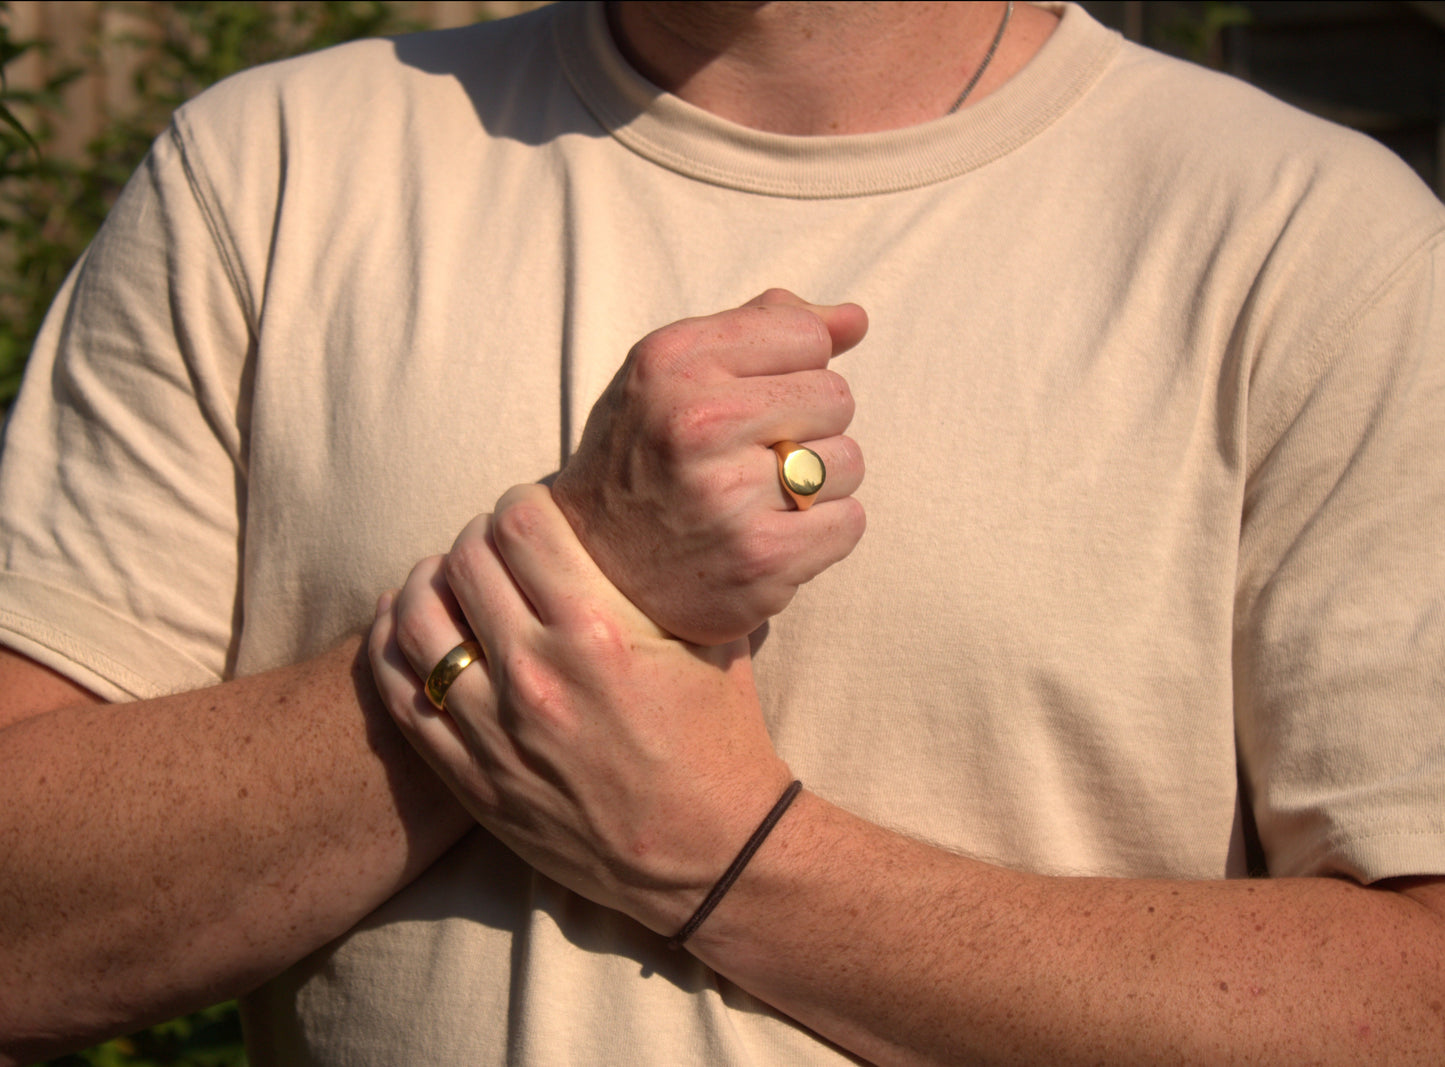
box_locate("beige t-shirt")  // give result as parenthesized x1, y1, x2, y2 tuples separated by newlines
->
(2, 3, 1443, 1062)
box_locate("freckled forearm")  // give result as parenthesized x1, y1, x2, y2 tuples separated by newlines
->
(0, 638, 470, 1064)
(683, 792, 1445, 1066)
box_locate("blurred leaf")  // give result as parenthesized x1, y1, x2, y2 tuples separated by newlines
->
(1, 1, 424, 411)
(41, 1000, 246, 1065)
(8, 1, 425, 1058)
(1156, 1, 1253, 67)
(0, 99, 38, 155)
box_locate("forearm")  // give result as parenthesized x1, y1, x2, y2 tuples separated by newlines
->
(686, 791, 1445, 1066)
(0, 638, 471, 1064)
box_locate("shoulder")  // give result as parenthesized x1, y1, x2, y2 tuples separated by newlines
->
(179, 6, 561, 124)
(1065, 31, 1444, 347)
(1088, 36, 1443, 235)
(167, 4, 576, 180)
(151, 5, 589, 279)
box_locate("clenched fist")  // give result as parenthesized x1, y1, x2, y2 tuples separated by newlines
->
(552, 290, 868, 645)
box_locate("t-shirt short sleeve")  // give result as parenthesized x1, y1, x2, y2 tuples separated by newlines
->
(1234, 229, 1445, 883)
(0, 125, 252, 701)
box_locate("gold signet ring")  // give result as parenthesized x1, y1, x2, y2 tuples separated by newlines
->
(772, 441, 826, 511)
(425, 639, 486, 711)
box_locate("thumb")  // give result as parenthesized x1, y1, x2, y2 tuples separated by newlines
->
(744, 288, 869, 358)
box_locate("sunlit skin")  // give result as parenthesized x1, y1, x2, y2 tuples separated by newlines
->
(609, 1, 1058, 134)
(1, 4, 1442, 1065)
(369, 4, 1445, 1064)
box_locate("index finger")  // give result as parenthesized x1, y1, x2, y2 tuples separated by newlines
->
(742, 289, 869, 359)
(483, 484, 668, 641)
(639, 293, 868, 383)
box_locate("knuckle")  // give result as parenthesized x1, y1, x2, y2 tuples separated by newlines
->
(628, 321, 705, 386)
(402, 553, 445, 591)
(805, 309, 831, 352)
(838, 496, 867, 546)
(496, 482, 547, 513)
(753, 585, 796, 620)
(823, 369, 856, 415)
(383, 688, 420, 734)
(850, 496, 868, 534)
(748, 303, 828, 352)
(683, 458, 748, 508)
(499, 652, 592, 746)
(571, 605, 630, 661)
(835, 434, 865, 479)
(754, 287, 797, 306)
(813, 498, 867, 570)
(657, 397, 741, 457)
(490, 495, 547, 551)
(366, 613, 390, 663)
(444, 535, 490, 591)
(393, 607, 435, 666)
(501, 653, 565, 727)
(731, 524, 788, 586)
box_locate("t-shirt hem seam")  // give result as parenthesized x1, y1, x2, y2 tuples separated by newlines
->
(0, 575, 219, 700)
(1276, 825, 1445, 881)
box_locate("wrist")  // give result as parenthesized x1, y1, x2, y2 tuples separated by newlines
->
(672, 785, 836, 960)
(667, 778, 803, 949)
(613, 759, 796, 938)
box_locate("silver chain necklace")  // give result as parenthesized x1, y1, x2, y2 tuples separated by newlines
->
(947, 1, 1015, 114)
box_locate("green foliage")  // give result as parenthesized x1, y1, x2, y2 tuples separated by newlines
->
(0, 3, 77, 405)
(2, 9, 435, 1062)
(0, 0, 423, 410)
(101, 1, 421, 143)
(0, 16, 40, 156)
(42, 1001, 246, 1067)
(1155, 2, 1253, 68)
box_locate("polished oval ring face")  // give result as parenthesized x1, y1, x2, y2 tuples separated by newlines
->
(779, 446, 825, 496)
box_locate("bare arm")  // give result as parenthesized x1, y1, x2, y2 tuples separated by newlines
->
(0, 288, 862, 1062)
(371, 486, 1445, 1066)
(0, 644, 471, 1066)
(689, 794, 1445, 1065)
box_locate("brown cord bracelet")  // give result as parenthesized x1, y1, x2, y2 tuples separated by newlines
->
(667, 779, 803, 950)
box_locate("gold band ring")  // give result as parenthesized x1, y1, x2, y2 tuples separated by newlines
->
(772, 441, 826, 511)
(424, 639, 486, 711)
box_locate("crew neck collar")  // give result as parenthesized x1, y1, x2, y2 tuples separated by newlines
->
(553, 2, 1120, 199)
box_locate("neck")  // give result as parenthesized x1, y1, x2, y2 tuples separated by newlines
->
(608, 1, 1058, 136)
